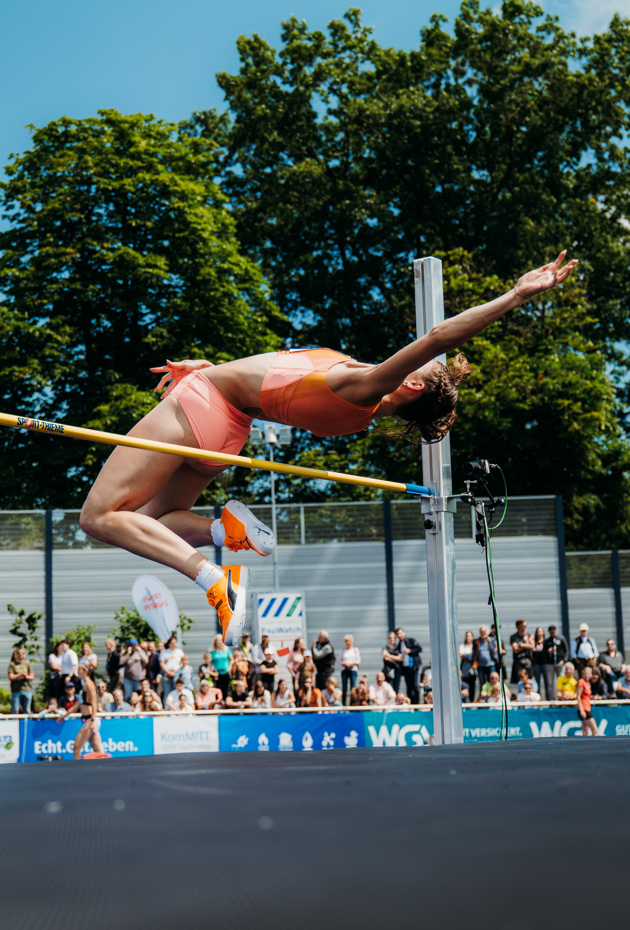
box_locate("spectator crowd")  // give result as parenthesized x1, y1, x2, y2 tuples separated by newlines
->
(6, 619, 628, 718)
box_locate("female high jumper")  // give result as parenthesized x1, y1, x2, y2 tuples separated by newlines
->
(80, 252, 577, 643)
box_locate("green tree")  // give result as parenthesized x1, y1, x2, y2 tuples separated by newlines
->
(110, 605, 194, 646)
(183, 3, 630, 546)
(0, 109, 285, 508)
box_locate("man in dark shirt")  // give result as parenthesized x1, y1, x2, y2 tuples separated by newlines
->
(312, 631, 335, 690)
(598, 639, 625, 695)
(58, 681, 80, 713)
(225, 680, 252, 708)
(510, 619, 534, 684)
(542, 625, 569, 701)
(105, 638, 121, 693)
(396, 627, 422, 705)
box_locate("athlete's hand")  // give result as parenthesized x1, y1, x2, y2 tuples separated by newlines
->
(515, 250, 578, 299)
(150, 359, 213, 399)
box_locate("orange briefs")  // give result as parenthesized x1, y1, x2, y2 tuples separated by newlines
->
(169, 371, 252, 467)
(258, 349, 379, 437)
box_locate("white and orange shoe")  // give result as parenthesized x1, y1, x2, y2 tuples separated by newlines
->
(206, 564, 249, 645)
(219, 500, 275, 557)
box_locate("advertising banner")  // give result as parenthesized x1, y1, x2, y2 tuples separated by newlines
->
(257, 592, 305, 675)
(462, 703, 630, 741)
(219, 712, 364, 753)
(22, 717, 154, 762)
(153, 714, 219, 754)
(364, 710, 434, 747)
(0, 719, 20, 763)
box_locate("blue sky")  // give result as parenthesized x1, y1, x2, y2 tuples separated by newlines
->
(2, 0, 629, 176)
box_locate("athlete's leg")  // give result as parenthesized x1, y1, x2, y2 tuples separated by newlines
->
(73, 727, 89, 760)
(87, 723, 104, 755)
(80, 397, 214, 580)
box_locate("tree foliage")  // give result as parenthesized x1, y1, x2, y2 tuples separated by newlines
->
(110, 605, 194, 646)
(0, 110, 285, 508)
(182, 1, 630, 546)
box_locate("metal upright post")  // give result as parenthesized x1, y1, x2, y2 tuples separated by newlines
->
(383, 500, 396, 633)
(44, 509, 53, 651)
(269, 445, 279, 591)
(612, 550, 625, 656)
(414, 257, 464, 745)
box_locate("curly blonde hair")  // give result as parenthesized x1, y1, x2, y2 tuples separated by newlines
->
(395, 353, 473, 443)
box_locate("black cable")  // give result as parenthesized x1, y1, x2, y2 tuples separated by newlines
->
(482, 510, 508, 740)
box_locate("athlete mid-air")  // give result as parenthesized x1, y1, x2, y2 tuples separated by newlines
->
(79, 252, 577, 643)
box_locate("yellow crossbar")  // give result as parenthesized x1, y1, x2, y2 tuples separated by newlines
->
(0, 411, 428, 495)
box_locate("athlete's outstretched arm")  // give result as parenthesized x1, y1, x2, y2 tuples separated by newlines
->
(354, 251, 578, 402)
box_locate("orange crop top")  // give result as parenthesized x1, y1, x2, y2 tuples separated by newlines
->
(258, 348, 379, 438)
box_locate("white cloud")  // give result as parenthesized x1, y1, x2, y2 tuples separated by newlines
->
(548, 0, 630, 36)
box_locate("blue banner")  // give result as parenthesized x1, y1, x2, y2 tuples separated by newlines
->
(22, 717, 154, 762)
(219, 712, 365, 752)
(363, 710, 434, 746)
(462, 703, 630, 740)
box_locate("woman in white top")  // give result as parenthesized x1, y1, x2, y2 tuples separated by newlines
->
(271, 678, 295, 709)
(250, 679, 271, 708)
(160, 635, 184, 707)
(340, 634, 361, 706)
(78, 641, 98, 670)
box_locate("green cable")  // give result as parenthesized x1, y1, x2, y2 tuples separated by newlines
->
(489, 465, 508, 530)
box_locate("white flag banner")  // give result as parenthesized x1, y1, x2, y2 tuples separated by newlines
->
(132, 574, 180, 643)
(257, 592, 306, 676)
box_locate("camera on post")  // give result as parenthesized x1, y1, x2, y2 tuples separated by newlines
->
(462, 459, 492, 478)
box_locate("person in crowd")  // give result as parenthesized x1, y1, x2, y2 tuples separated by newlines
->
(260, 648, 279, 694)
(598, 639, 625, 695)
(147, 640, 164, 694)
(589, 667, 607, 701)
(59, 680, 81, 712)
(531, 627, 547, 695)
(129, 692, 142, 713)
(119, 638, 149, 700)
(339, 634, 361, 706)
(322, 676, 343, 707)
(472, 626, 498, 694)
(250, 633, 268, 680)
(382, 630, 402, 693)
(424, 690, 434, 705)
(576, 666, 598, 736)
(297, 653, 317, 695)
(8, 647, 35, 715)
(59, 639, 79, 689)
(299, 674, 325, 708)
(173, 691, 194, 714)
(158, 635, 183, 706)
(614, 666, 630, 699)
(510, 619, 534, 685)
(286, 637, 306, 692)
(460, 679, 470, 702)
(396, 626, 422, 704)
(237, 631, 256, 689)
(517, 680, 541, 703)
(459, 631, 477, 703)
(137, 689, 162, 713)
(198, 652, 218, 686)
(166, 677, 194, 711)
(395, 692, 412, 708)
(210, 634, 233, 698)
(490, 623, 507, 675)
(139, 677, 162, 709)
(195, 680, 223, 709)
(232, 646, 251, 686)
(543, 625, 568, 702)
(556, 662, 578, 701)
(174, 654, 195, 692)
(78, 641, 98, 670)
(349, 680, 370, 706)
(96, 680, 114, 714)
(272, 679, 296, 709)
(225, 679, 253, 708)
(47, 642, 64, 699)
(106, 688, 132, 714)
(517, 668, 539, 694)
(59, 662, 105, 759)
(104, 637, 121, 693)
(369, 670, 396, 706)
(41, 697, 59, 717)
(312, 631, 335, 690)
(478, 670, 511, 703)
(250, 679, 271, 708)
(570, 623, 598, 676)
